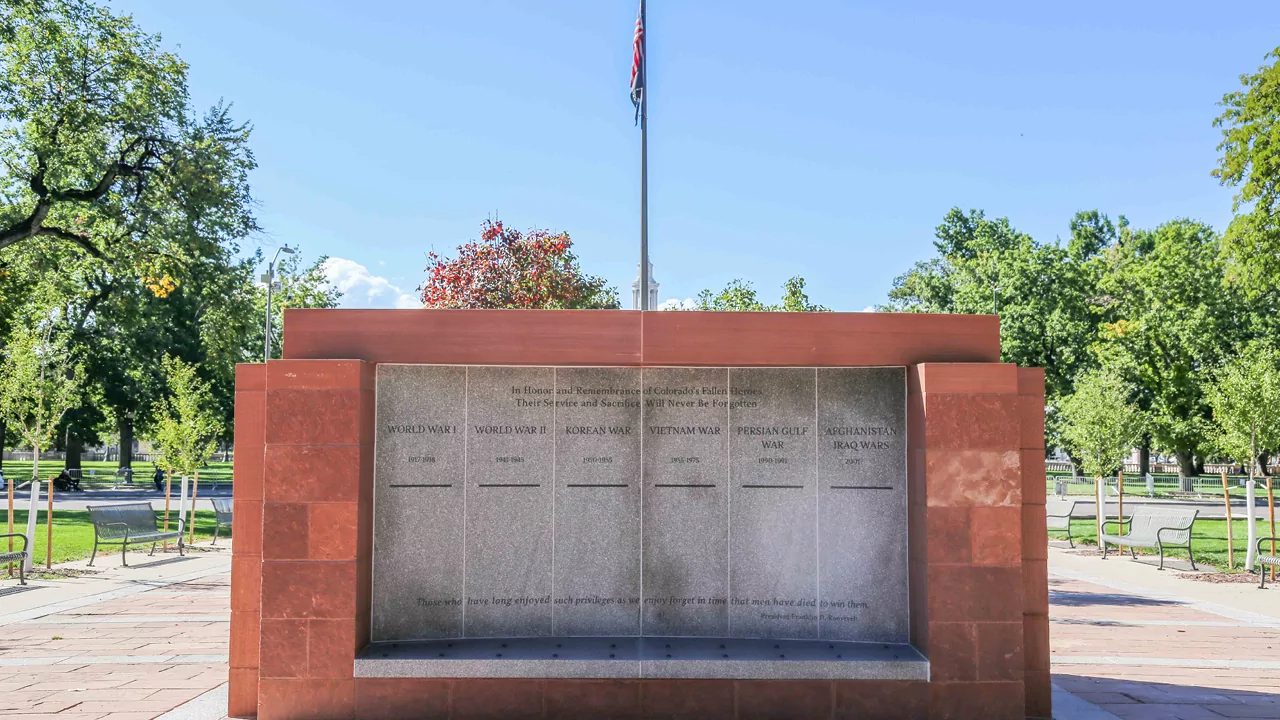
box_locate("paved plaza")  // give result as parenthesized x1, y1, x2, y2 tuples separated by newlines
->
(0, 540, 1277, 719)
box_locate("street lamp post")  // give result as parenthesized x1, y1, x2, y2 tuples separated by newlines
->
(263, 246, 295, 362)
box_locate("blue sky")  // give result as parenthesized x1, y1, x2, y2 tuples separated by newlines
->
(113, 1, 1279, 311)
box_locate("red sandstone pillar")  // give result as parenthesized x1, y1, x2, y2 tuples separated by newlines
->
(230, 364, 266, 717)
(1019, 368, 1051, 719)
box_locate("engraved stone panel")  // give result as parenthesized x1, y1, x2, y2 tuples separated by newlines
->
(464, 366, 555, 637)
(373, 364, 467, 641)
(552, 367, 643, 635)
(641, 367, 730, 637)
(816, 367, 908, 642)
(728, 368, 818, 639)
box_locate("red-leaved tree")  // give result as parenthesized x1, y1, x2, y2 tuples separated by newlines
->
(419, 220, 619, 309)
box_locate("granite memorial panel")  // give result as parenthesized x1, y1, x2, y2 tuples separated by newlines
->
(371, 365, 907, 645)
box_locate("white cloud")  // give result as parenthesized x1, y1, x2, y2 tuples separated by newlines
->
(322, 257, 422, 309)
(658, 297, 698, 311)
(860, 306, 877, 312)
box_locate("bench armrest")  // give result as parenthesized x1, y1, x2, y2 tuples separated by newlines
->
(0, 533, 28, 552)
(1258, 537, 1280, 554)
(1156, 526, 1193, 543)
(94, 522, 131, 540)
(1101, 519, 1130, 534)
(1046, 512, 1074, 520)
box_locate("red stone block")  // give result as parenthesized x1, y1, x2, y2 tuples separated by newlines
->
(451, 679, 545, 720)
(228, 667, 259, 719)
(1021, 448, 1047, 505)
(1022, 559, 1049, 616)
(234, 445, 265, 502)
(970, 506, 1022, 567)
(925, 450, 1021, 508)
(260, 618, 308, 678)
(1023, 614, 1050, 672)
(1022, 505, 1048, 561)
(1020, 396, 1046, 449)
(639, 680, 734, 720)
(1025, 669, 1053, 719)
(263, 503, 310, 561)
(360, 390, 375, 445)
(231, 555, 262, 613)
(235, 392, 266, 448)
(309, 503, 359, 561)
(1016, 367, 1045, 397)
(229, 610, 260, 669)
(735, 680, 833, 720)
(928, 566, 1023, 622)
(308, 619, 355, 679)
(266, 359, 369, 391)
(354, 679, 451, 720)
(917, 363, 1018, 395)
(975, 622, 1024, 682)
(930, 681, 1025, 720)
(233, 500, 263, 556)
(261, 561, 357, 619)
(927, 622, 976, 682)
(258, 678, 354, 720)
(545, 680, 641, 720)
(922, 394, 1021, 451)
(264, 445, 362, 503)
(927, 507, 971, 565)
(266, 389, 365, 446)
(833, 680, 928, 719)
(237, 363, 267, 392)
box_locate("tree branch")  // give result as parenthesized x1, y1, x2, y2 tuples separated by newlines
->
(39, 225, 105, 260)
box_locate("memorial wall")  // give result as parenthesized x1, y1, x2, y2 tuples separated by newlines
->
(372, 365, 907, 644)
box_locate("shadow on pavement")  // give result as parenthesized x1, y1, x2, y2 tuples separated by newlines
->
(1055, 674, 1280, 719)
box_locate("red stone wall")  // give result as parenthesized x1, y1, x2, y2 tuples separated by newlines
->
(227, 310, 1049, 720)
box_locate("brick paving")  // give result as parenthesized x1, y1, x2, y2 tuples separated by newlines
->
(1050, 552, 1280, 719)
(0, 559, 229, 720)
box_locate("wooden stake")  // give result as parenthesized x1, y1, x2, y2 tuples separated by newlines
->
(1268, 476, 1276, 582)
(46, 478, 53, 569)
(163, 468, 172, 551)
(188, 470, 199, 546)
(1222, 471, 1234, 569)
(6, 472, 12, 578)
(1118, 471, 1125, 525)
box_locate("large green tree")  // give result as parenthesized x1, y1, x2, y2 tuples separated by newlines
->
(693, 276, 829, 312)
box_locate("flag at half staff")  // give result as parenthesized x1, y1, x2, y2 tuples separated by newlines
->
(630, 0, 645, 124)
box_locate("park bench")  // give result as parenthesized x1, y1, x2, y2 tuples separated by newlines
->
(1100, 506, 1198, 570)
(0, 533, 29, 585)
(1259, 537, 1280, 589)
(87, 502, 184, 567)
(211, 498, 233, 544)
(1046, 499, 1078, 547)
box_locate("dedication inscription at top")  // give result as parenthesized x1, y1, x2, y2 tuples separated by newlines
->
(372, 366, 907, 644)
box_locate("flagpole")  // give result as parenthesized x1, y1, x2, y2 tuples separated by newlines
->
(638, 0, 649, 311)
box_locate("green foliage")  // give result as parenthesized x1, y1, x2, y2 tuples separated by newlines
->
(1207, 344, 1280, 469)
(0, 320, 84, 472)
(1058, 370, 1144, 478)
(695, 276, 828, 312)
(150, 355, 223, 475)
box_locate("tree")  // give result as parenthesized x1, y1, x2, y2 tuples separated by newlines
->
(419, 220, 618, 309)
(150, 355, 222, 478)
(1214, 47, 1280, 295)
(1095, 220, 1240, 477)
(0, 0, 258, 286)
(694, 277, 829, 311)
(1208, 345, 1280, 569)
(0, 320, 84, 480)
(1059, 370, 1144, 478)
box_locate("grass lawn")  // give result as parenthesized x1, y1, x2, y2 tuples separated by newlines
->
(2, 509, 225, 569)
(1052, 517, 1278, 572)
(1, 460, 232, 488)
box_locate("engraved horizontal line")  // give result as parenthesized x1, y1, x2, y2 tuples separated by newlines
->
(653, 483, 717, 488)
(741, 484, 804, 489)
(389, 483, 453, 488)
(566, 483, 630, 488)
(477, 483, 541, 488)
(829, 485, 894, 490)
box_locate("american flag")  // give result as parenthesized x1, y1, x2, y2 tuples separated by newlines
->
(630, 0, 645, 124)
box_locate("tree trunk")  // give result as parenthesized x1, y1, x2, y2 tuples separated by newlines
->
(118, 416, 134, 470)
(65, 432, 82, 472)
(1175, 449, 1198, 478)
(0, 418, 5, 474)
(1065, 449, 1084, 478)
(1194, 455, 1206, 476)
(1257, 451, 1271, 477)
(1139, 435, 1151, 478)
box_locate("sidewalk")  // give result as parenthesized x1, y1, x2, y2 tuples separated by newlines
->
(0, 544, 231, 720)
(1050, 545, 1280, 719)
